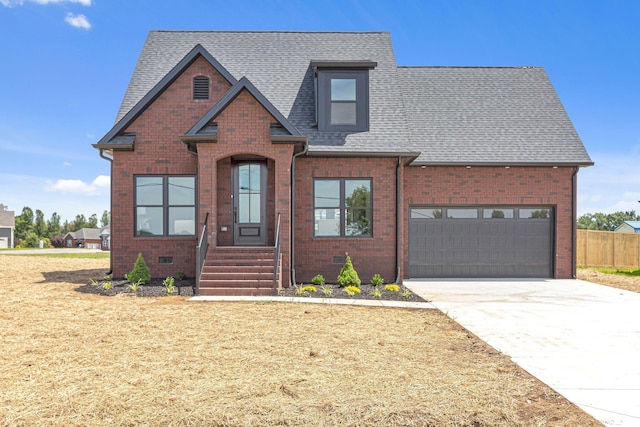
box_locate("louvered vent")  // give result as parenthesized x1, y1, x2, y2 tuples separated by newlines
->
(193, 76, 209, 100)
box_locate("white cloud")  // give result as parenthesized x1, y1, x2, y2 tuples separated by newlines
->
(64, 12, 91, 29)
(1, 0, 91, 6)
(46, 175, 110, 196)
(63, 161, 71, 167)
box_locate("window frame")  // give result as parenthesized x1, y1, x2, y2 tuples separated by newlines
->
(134, 175, 197, 238)
(317, 69, 369, 132)
(313, 178, 372, 238)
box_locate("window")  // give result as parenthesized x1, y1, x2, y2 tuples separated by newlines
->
(317, 70, 369, 132)
(135, 176, 196, 237)
(314, 178, 372, 237)
(483, 208, 514, 219)
(193, 76, 209, 100)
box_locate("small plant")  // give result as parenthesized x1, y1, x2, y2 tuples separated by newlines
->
(163, 276, 175, 295)
(125, 253, 151, 285)
(295, 284, 307, 296)
(128, 279, 143, 292)
(176, 270, 186, 281)
(400, 287, 412, 298)
(371, 287, 382, 298)
(344, 285, 361, 297)
(385, 284, 400, 292)
(102, 281, 113, 290)
(320, 285, 333, 297)
(302, 285, 317, 294)
(337, 254, 361, 288)
(311, 274, 325, 286)
(371, 274, 384, 286)
(89, 278, 100, 286)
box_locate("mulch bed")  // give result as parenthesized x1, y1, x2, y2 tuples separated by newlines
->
(76, 279, 427, 302)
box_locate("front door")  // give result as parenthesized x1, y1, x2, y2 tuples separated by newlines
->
(233, 161, 267, 246)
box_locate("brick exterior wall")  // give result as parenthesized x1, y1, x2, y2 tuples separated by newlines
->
(402, 165, 576, 279)
(294, 156, 399, 285)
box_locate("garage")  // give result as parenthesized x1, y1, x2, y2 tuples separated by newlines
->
(409, 206, 553, 278)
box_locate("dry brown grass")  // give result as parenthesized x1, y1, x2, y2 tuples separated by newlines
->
(0, 256, 601, 426)
(578, 268, 640, 294)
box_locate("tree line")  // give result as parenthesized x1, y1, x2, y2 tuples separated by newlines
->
(12, 206, 110, 248)
(577, 210, 639, 231)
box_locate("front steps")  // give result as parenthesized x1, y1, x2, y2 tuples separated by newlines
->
(198, 247, 279, 296)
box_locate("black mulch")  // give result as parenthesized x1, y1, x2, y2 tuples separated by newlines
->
(76, 280, 428, 302)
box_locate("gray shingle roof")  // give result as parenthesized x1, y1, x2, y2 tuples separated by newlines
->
(106, 31, 591, 165)
(115, 31, 412, 155)
(398, 66, 593, 165)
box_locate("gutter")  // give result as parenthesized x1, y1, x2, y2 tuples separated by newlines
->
(98, 149, 114, 276)
(394, 156, 402, 284)
(290, 140, 309, 287)
(571, 166, 579, 279)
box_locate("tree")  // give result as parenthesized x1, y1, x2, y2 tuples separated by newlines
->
(344, 185, 371, 236)
(34, 209, 48, 238)
(71, 214, 88, 232)
(62, 219, 71, 235)
(577, 210, 640, 231)
(100, 210, 110, 228)
(48, 212, 61, 237)
(14, 207, 34, 240)
(88, 213, 98, 228)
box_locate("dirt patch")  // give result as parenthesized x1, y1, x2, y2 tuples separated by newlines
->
(577, 268, 640, 294)
(0, 255, 601, 426)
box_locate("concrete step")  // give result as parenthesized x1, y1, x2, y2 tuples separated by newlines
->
(199, 279, 275, 289)
(198, 287, 275, 296)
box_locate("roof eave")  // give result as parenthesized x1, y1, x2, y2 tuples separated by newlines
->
(410, 161, 595, 167)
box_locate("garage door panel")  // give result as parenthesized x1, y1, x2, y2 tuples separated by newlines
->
(409, 207, 553, 278)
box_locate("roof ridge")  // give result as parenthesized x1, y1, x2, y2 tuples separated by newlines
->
(398, 65, 541, 69)
(152, 30, 389, 35)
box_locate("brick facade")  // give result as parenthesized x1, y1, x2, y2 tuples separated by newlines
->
(402, 165, 576, 279)
(294, 156, 399, 285)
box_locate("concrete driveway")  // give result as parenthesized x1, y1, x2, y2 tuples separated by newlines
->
(405, 279, 640, 427)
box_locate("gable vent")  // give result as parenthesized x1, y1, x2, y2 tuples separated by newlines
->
(193, 76, 210, 100)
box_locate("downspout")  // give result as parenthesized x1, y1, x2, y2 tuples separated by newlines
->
(571, 166, 579, 279)
(98, 149, 113, 276)
(290, 140, 309, 286)
(394, 156, 402, 284)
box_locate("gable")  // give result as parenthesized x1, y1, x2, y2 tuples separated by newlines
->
(94, 44, 236, 151)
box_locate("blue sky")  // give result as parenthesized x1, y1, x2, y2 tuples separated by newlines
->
(1, 0, 639, 222)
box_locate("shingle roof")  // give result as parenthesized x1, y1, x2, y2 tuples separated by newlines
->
(398, 66, 593, 165)
(114, 31, 413, 155)
(70, 228, 101, 240)
(0, 205, 15, 228)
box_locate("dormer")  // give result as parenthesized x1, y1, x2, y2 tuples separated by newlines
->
(311, 60, 377, 132)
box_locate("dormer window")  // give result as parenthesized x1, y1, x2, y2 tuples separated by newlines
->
(317, 70, 369, 132)
(312, 61, 376, 133)
(193, 76, 210, 100)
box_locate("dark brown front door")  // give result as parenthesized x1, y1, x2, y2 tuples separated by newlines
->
(233, 161, 267, 246)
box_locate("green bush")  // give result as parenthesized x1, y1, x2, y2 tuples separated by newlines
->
(370, 273, 384, 286)
(125, 253, 151, 284)
(337, 255, 361, 288)
(311, 274, 325, 286)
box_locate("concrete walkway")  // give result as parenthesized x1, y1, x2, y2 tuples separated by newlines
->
(405, 279, 640, 426)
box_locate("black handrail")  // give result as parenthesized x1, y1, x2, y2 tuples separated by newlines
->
(195, 212, 209, 295)
(272, 212, 281, 296)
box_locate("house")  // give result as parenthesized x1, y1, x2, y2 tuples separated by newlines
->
(99, 225, 111, 251)
(63, 228, 102, 249)
(0, 204, 15, 249)
(615, 221, 640, 233)
(94, 31, 593, 295)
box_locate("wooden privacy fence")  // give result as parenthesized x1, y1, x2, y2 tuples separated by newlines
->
(577, 229, 640, 268)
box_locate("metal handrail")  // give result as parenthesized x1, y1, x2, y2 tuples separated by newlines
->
(272, 212, 281, 296)
(195, 212, 209, 295)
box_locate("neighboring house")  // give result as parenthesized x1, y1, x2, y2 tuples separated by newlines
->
(0, 204, 15, 249)
(94, 31, 593, 295)
(64, 228, 102, 249)
(615, 221, 640, 233)
(100, 225, 111, 251)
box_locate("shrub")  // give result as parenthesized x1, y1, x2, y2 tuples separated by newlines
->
(371, 274, 384, 286)
(337, 255, 361, 288)
(400, 287, 412, 298)
(370, 287, 382, 298)
(385, 284, 400, 292)
(163, 276, 175, 295)
(302, 285, 317, 293)
(344, 285, 361, 297)
(50, 236, 65, 248)
(128, 279, 143, 292)
(311, 274, 325, 286)
(176, 271, 186, 281)
(125, 253, 151, 284)
(320, 285, 333, 297)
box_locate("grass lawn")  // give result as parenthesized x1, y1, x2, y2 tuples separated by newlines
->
(0, 255, 600, 426)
